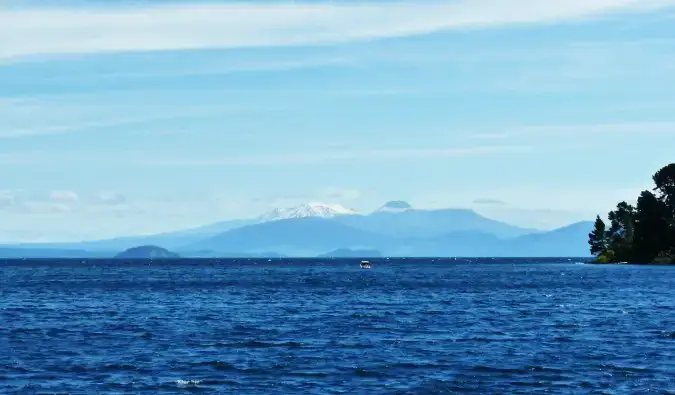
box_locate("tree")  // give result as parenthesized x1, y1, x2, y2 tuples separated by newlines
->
(652, 163, 675, 254)
(653, 163, 675, 206)
(632, 190, 671, 262)
(589, 164, 675, 264)
(606, 201, 635, 261)
(588, 216, 608, 257)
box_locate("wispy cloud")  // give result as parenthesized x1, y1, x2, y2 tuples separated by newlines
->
(0, 111, 215, 139)
(0, 117, 164, 139)
(0, 190, 21, 209)
(49, 190, 79, 202)
(472, 198, 507, 205)
(91, 191, 127, 206)
(49, 57, 357, 82)
(0, 98, 34, 107)
(472, 121, 675, 140)
(19, 201, 72, 215)
(135, 145, 531, 167)
(0, 189, 73, 215)
(0, 152, 42, 165)
(3, 0, 674, 59)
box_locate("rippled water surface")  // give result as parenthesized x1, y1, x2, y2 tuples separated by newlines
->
(2, 258, 675, 394)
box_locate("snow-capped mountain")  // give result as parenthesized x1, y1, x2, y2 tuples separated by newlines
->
(258, 202, 360, 222)
(375, 200, 413, 213)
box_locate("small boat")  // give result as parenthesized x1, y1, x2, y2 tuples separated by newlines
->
(360, 260, 371, 269)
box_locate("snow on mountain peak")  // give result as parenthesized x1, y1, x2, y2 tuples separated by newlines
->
(376, 200, 413, 213)
(258, 202, 360, 221)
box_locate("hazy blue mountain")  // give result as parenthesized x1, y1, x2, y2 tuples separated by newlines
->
(115, 245, 180, 259)
(393, 222, 593, 257)
(334, 206, 538, 239)
(391, 231, 504, 257)
(375, 200, 413, 213)
(184, 216, 592, 258)
(0, 220, 592, 258)
(498, 221, 594, 257)
(17, 218, 256, 252)
(190, 217, 389, 257)
(0, 247, 110, 258)
(0, 201, 590, 258)
(179, 249, 287, 258)
(318, 248, 383, 258)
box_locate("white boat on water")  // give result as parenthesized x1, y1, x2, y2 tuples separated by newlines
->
(360, 260, 371, 269)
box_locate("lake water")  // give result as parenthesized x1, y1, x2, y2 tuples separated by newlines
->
(2, 258, 675, 394)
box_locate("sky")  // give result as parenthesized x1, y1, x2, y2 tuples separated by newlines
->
(1, 0, 675, 242)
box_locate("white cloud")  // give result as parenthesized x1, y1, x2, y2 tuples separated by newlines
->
(92, 191, 127, 206)
(0, 113, 210, 139)
(19, 201, 72, 215)
(52, 57, 356, 81)
(3, 0, 674, 59)
(0, 189, 75, 215)
(0, 190, 20, 209)
(49, 190, 79, 202)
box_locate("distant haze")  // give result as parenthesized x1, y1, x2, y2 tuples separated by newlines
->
(0, 202, 594, 258)
(1, 0, 672, 242)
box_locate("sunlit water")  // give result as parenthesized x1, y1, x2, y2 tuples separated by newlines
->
(2, 258, 675, 394)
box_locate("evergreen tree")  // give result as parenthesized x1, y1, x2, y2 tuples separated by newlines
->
(653, 163, 675, 212)
(606, 201, 635, 261)
(588, 216, 608, 256)
(633, 190, 671, 262)
(652, 163, 675, 255)
(589, 163, 675, 263)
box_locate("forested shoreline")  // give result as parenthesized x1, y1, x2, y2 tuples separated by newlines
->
(588, 164, 675, 264)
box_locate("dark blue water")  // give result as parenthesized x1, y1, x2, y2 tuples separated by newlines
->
(2, 258, 675, 394)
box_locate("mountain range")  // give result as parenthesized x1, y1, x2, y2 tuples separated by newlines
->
(0, 201, 594, 258)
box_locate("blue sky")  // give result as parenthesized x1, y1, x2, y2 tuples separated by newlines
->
(1, 0, 675, 241)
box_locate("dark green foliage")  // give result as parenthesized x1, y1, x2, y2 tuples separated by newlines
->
(653, 163, 675, 208)
(588, 216, 608, 256)
(607, 201, 635, 260)
(632, 191, 671, 262)
(652, 163, 675, 254)
(589, 163, 675, 264)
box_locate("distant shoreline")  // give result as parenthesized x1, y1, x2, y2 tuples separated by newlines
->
(585, 261, 675, 266)
(0, 257, 592, 264)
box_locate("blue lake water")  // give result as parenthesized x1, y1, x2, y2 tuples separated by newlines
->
(2, 258, 675, 394)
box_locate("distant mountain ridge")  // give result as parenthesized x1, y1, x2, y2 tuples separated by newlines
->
(319, 248, 383, 258)
(191, 217, 386, 257)
(376, 200, 413, 213)
(115, 245, 180, 259)
(257, 202, 359, 221)
(335, 207, 538, 239)
(0, 201, 593, 258)
(187, 217, 592, 258)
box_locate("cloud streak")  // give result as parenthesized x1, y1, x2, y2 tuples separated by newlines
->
(135, 145, 531, 167)
(3, 0, 675, 59)
(472, 198, 507, 205)
(49, 190, 79, 202)
(472, 121, 675, 140)
(0, 111, 217, 139)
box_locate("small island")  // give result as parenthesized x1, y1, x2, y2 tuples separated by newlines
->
(588, 163, 675, 264)
(115, 245, 181, 259)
